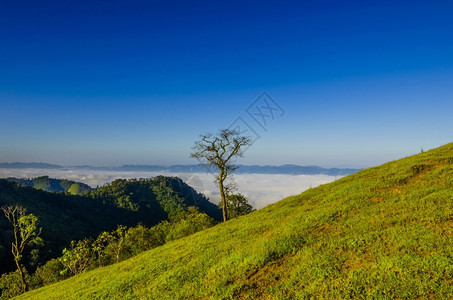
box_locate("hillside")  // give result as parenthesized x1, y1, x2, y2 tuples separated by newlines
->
(6, 176, 93, 195)
(0, 177, 220, 276)
(19, 143, 453, 299)
(0, 180, 122, 275)
(88, 176, 221, 221)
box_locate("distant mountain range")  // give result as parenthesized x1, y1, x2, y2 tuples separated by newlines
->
(6, 176, 93, 195)
(0, 162, 360, 176)
(0, 162, 64, 169)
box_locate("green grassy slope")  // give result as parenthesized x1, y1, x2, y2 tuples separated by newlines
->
(20, 143, 453, 299)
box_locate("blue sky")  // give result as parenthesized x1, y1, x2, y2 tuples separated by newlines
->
(1, 0, 452, 167)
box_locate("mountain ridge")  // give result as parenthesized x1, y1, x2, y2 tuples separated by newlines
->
(6, 176, 93, 195)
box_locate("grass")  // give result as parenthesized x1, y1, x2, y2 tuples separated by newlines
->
(18, 143, 453, 299)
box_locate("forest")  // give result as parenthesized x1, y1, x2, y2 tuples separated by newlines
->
(0, 176, 228, 298)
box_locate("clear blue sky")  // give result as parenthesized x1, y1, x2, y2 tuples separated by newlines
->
(1, 0, 452, 167)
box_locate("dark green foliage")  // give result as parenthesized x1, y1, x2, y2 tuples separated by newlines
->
(32, 259, 67, 287)
(103, 226, 128, 264)
(0, 205, 43, 293)
(0, 180, 130, 275)
(0, 177, 221, 277)
(7, 176, 92, 195)
(66, 184, 85, 195)
(0, 270, 27, 300)
(165, 207, 216, 242)
(224, 194, 254, 219)
(124, 223, 167, 256)
(89, 176, 221, 221)
(86, 208, 216, 268)
(0, 208, 216, 298)
(59, 239, 95, 276)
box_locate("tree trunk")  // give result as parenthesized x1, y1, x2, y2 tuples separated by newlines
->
(116, 237, 123, 264)
(218, 173, 228, 222)
(15, 259, 27, 293)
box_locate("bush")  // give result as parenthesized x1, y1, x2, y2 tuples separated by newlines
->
(165, 207, 215, 242)
(32, 259, 67, 287)
(0, 270, 32, 299)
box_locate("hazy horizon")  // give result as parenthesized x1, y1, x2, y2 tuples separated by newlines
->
(0, 141, 444, 170)
(0, 160, 366, 169)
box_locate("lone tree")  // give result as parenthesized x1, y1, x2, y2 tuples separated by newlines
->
(1, 205, 42, 292)
(191, 129, 251, 222)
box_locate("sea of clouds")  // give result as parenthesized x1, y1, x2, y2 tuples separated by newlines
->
(0, 168, 339, 209)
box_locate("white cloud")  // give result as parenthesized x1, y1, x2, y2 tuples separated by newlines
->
(0, 168, 339, 209)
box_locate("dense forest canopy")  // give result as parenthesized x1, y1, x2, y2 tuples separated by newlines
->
(0, 176, 221, 277)
(6, 176, 93, 195)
